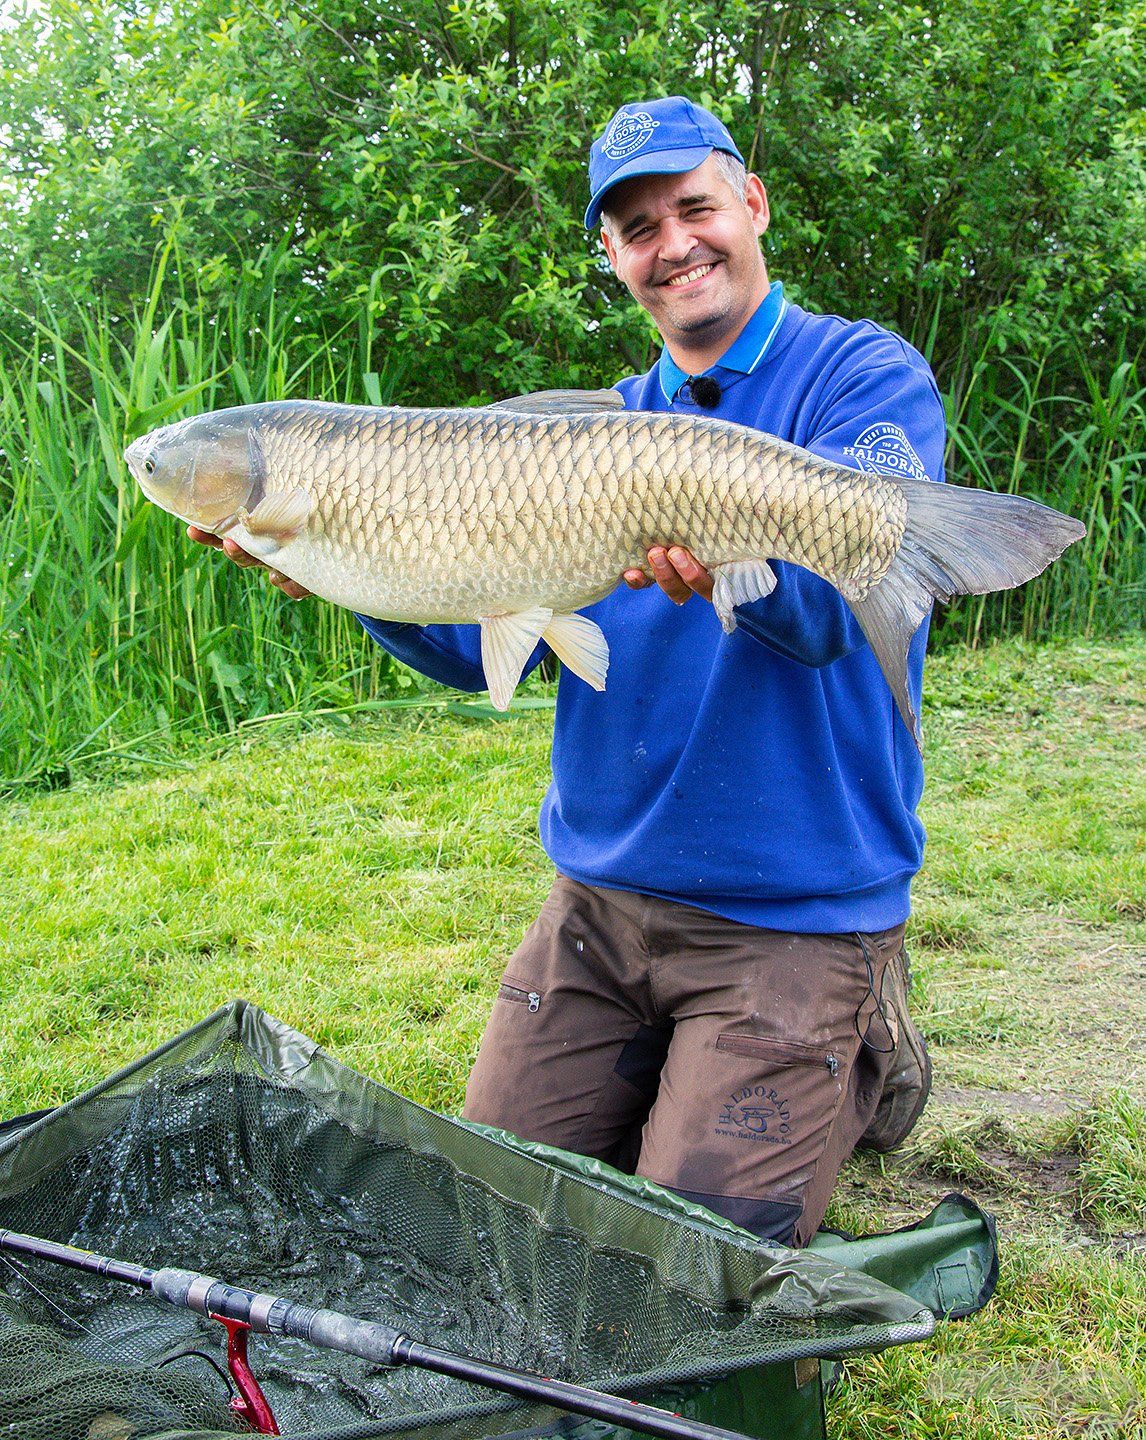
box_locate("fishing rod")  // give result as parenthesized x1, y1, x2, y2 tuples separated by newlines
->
(0, 1228, 759, 1440)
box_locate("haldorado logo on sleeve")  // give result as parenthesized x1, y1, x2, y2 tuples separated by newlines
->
(843, 423, 928, 482)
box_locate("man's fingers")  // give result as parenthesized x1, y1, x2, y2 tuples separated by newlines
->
(221, 537, 263, 568)
(667, 546, 715, 602)
(647, 546, 713, 604)
(623, 567, 653, 589)
(188, 524, 310, 597)
(267, 570, 311, 600)
(649, 547, 691, 603)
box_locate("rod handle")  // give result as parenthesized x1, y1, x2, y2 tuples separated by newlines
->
(151, 1268, 403, 1363)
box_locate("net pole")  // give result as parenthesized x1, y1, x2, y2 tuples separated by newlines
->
(0, 1230, 759, 1440)
(395, 1336, 761, 1440)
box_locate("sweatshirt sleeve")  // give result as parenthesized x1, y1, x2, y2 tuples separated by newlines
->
(356, 615, 548, 693)
(733, 341, 947, 668)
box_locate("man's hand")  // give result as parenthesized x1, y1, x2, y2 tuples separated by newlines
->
(623, 546, 714, 605)
(187, 525, 312, 600)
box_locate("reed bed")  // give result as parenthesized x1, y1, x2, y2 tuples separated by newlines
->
(1, 251, 1141, 789)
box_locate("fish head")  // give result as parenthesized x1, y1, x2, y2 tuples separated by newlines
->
(126, 413, 263, 532)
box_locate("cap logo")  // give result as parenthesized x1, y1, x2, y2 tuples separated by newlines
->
(602, 110, 660, 160)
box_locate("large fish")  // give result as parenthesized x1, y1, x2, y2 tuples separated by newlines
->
(125, 389, 1085, 747)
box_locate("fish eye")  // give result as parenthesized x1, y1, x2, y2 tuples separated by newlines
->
(144, 457, 156, 475)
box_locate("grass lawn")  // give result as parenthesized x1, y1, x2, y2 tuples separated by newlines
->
(1, 635, 1143, 1438)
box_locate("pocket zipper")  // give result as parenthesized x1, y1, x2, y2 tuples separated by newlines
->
(717, 1033, 839, 1075)
(500, 984, 541, 1012)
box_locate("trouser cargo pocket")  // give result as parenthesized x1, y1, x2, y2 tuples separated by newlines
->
(709, 1032, 846, 1156)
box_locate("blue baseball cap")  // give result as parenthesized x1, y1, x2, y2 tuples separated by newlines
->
(585, 96, 745, 229)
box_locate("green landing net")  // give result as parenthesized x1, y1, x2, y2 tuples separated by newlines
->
(0, 1001, 995, 1440)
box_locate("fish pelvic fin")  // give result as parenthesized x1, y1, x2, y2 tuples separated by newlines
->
(480, 608, 553, 710)
(848, 478, 1086, 751)
(712, 560, 778, 634)
(543, 614, 609, 692)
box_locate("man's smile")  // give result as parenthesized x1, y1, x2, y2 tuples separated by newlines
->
(663, 262, 718, 289)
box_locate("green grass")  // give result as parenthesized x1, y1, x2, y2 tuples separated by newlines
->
(1, 636, 1144, 1437)
(1074, 1091, 1146, 1236)
(0, 244, 405, 792)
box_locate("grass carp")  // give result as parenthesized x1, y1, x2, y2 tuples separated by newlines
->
(126, 389, 1085, 747)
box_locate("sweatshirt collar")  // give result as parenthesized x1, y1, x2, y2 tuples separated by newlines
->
(658, 282, 788, 403)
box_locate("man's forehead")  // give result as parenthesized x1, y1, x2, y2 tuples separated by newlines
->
(606, 155, 732, 226)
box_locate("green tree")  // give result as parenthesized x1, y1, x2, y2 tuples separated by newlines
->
(1, 0, 1141, 403)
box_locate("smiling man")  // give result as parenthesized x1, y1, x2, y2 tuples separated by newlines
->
(193, 97, 939, 1249)
(459, 97, 941, 1248)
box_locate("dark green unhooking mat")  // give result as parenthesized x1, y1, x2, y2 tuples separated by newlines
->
(0, 1001, 996, 1440)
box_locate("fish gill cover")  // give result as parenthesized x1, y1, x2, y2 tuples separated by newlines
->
(0, 1001, 955, 1440)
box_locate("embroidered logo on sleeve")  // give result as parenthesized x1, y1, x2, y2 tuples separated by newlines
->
(602, 111, 660, 159)
(843, 423, 928, 481)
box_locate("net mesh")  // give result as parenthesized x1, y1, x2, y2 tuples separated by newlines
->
(0, 1003, 931, 1440)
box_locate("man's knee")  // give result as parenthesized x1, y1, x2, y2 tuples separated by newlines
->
(666, 1186, 804, 1247)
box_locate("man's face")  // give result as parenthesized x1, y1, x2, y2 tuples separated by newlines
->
(600, 154, 770, 353)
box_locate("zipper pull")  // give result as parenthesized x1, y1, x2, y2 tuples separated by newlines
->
(528, 992, 540, 1013)
(826, 1052, 839, 1076)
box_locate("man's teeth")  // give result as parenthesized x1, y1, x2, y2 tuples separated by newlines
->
(666, 264, 714, 287)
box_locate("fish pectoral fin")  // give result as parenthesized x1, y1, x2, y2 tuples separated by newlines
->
(542, 614, 609, 693)
(244, 489, 312, 544)
(488, 388, 626, 415)
(711, 559, 778, 633)
(480, 608, 553, 711)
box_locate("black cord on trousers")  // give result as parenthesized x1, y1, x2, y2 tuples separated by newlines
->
(853, 932, 896, 1054)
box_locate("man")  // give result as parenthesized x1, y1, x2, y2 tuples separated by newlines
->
(192, 97, 934, 1249)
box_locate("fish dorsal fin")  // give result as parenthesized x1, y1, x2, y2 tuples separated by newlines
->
(488, 388, 625, 416)
(711, 559, 778, 633)
(480, 607, 553, 710)
(244, 488, 312, 543)
(542, 614, 609, 693)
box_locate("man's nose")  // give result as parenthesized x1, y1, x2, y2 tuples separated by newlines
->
(657, 217, 701, 263)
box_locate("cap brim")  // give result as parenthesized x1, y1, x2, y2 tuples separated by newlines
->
(584, 145, 715, 228)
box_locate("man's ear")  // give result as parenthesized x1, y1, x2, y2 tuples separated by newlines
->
(601, 227, 619, 272)
(746, 175, 769, 237)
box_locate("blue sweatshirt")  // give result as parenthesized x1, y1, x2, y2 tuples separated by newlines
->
(358, 288, 947, 933)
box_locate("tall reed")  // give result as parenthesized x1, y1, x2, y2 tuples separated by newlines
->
(0, 251, 1141, 787)
(937, 334, 1145, 645)
(0, 245, 399, 789)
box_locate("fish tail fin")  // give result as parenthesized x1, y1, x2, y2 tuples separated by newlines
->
(848, 479, 1086, 749)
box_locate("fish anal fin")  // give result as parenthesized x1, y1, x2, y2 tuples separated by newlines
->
(480, 607, 553, 710)
(848, 582, 924, 751)
(711, 559, 778, 634)
(543, 614, 609, 692)
(244, 488, 312, 544)
(489, 389, 625, 416)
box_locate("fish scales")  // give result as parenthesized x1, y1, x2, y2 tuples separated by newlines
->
(253, 403, 897, 612)
(126, 392, 1086, 746)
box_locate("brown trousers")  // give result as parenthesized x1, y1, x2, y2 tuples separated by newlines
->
(464, 876, 904, 1247)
